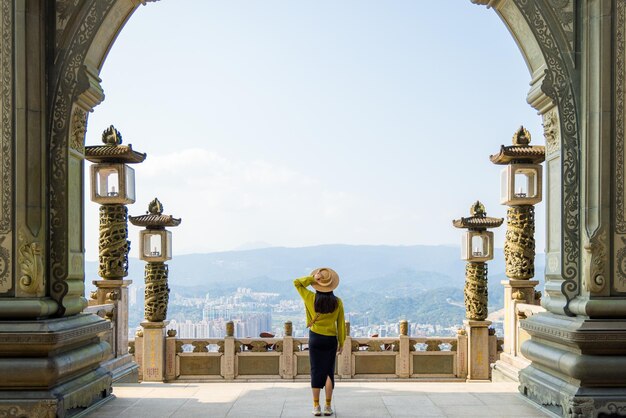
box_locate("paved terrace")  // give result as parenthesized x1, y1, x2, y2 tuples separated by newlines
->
(86, 381, 556, 418)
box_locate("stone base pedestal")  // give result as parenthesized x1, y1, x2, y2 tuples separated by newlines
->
(502, 279, 539, 355)
(0, 314, 113, 417)
(519, 312, 626, 417)
(464, 320, 492, 381)
(141, 321, 168, 382)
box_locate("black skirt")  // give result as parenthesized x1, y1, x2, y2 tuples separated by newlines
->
(308, 330, 337, 388)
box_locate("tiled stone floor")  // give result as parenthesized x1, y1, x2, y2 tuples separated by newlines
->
(85, 381, 556, 418)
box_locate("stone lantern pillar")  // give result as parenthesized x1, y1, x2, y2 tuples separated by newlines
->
(489, 127, 544, 362)
(85, 126, 146, 381)
(130, 198, 181, 381)
(453, 201, 503, 380)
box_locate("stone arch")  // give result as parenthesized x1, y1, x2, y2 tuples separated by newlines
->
(47, 0, 580, 316)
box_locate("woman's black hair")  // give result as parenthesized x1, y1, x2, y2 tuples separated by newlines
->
(314, 291, 338, 314)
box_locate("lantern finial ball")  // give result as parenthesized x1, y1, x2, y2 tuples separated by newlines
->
(470, 201, 486, 217)
(512, 126, 531, 146)
(148, 198, 164, 215)
(102, 125, 123, 146)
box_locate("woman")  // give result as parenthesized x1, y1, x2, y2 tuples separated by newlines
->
(294, 267, 346, 417)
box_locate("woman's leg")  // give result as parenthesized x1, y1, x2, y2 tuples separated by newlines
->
(312, 387, 321, 403)
(324, 375, 333, 406)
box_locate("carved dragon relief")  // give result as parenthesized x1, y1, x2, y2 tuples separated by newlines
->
(70, 108, 87, 153)
(583, 227, 608, 294)
(543, 108, 560, 157)
(465, 262, 488, 321)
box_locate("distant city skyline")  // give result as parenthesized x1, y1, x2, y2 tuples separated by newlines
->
(84, 1, 545, 261)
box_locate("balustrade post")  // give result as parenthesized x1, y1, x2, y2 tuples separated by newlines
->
(165, 329, 177, 381)
(223, 320, 236, 379)
(338, 321, 352, 378)
(397, 320, 410, 378)
(135, 330, 144, 381)
(456, 328, 468, 379)
(281, 321, 295, 379)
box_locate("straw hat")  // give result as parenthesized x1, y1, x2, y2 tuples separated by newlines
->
(310, 267, 340, 292)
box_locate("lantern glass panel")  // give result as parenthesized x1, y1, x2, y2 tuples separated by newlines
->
(125, 166, 136, 201)
(513, 168, 537, 198)
(90, 163, 135, 204)
(500, 164, 542, 205)
(143, 233, 162, 258)
(139, 229, 172, 261)
(471, 235, 489, 258)
(96, 167, 120, 198)
(461, 230, 494, 261)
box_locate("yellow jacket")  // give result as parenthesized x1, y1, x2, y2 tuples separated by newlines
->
(294, 276, 346, 347)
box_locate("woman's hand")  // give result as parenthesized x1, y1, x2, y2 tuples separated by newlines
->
(337, 345, 343, 355)
(313, 271, 323, 283)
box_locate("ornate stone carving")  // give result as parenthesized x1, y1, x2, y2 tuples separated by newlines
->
(226, 321, 234, 337)
(616, 0, 626, 234)
(583, 227, 607, 294)
(547, 0, 575, 54)
(192, 341, 208, 353)
(605, 403, 626, 416)
(69, 108, 87, 153)
(64, 376, 111, 411)
(0, 0, 12, 234)
(465, 262, 488, 321)
(617, 237, 626, 291)
(98, 205, 129, 279)
(49, 0, 116, 315)
(505, 206, 535, 280)
(144, 262, 169, 322)
(175, 341, 184, 354)
(399, 320, 408, 336)
(543, 109, 560, 157)
(0, 0, 13, 293)
(523, 0, 580, 311)
(167, 329, 176, 337)
(0, 236, 10, 293)
(564, 396, 595, 418)
(17, 239, 44, 294)
(0, 401, 56, 418)
(426, 340, 441, 351)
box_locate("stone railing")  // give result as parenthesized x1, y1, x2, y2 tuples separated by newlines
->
(513, 302, 545, 360)
(130, 321, 500, 382)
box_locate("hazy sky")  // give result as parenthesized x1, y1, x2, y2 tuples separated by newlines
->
(84, 0, 545, 260)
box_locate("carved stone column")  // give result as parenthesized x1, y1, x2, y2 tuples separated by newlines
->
(453, 202, 503, 382)
(130, 199, 181, 382)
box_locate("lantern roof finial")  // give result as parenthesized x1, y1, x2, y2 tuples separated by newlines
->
(470, 201, 486, 217)
(102, 125, 123, 146)
(512, 126, 531, 146)
(148, 198, 163, 215)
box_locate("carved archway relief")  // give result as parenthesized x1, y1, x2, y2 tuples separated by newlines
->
(48, 0, 580, 316)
